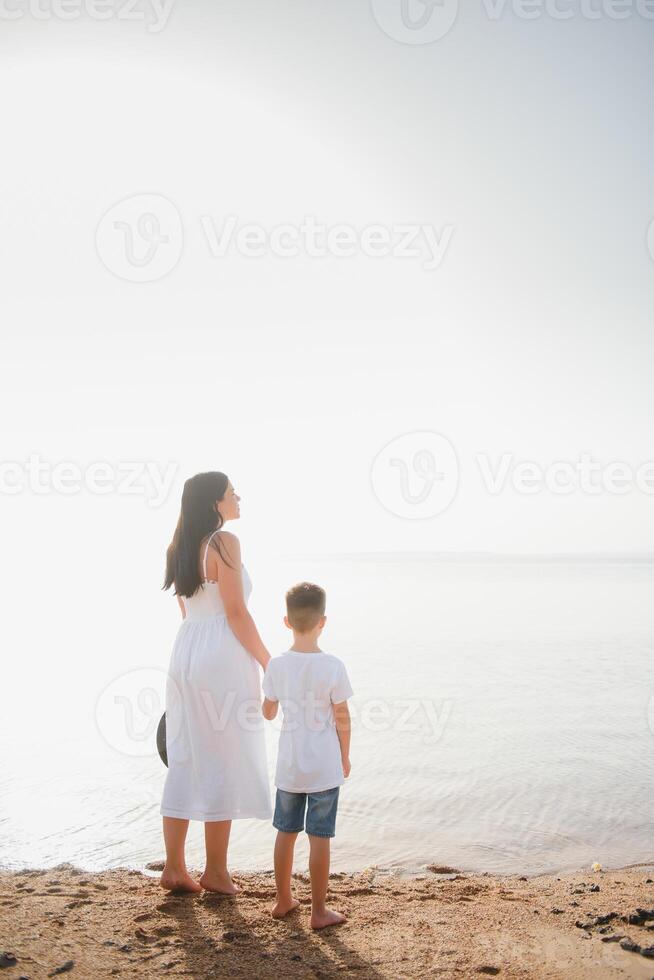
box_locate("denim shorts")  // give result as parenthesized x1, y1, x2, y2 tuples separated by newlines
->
(273, 787, 340, 838)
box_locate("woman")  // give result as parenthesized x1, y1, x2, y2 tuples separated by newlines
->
(160, 471, 271, 894)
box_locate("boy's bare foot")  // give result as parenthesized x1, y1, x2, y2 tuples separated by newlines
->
(271, 896, 300, 918)
(199, 871, 240, 895)
(311, 907, 347, 930)
(159, 869, 202, 894)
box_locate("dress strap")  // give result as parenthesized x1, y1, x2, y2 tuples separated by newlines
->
(202, 528, 221, 581)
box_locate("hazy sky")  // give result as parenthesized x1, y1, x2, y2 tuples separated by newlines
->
(1, 0, 653, 591)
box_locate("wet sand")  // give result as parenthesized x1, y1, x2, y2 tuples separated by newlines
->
(1, 863, 654, 978)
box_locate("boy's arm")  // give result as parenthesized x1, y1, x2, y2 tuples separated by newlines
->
(333, 701, 351, 777)
(262, 697, 278, 720)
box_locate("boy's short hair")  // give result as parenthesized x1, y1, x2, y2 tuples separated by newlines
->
(286, 582, 326, 633)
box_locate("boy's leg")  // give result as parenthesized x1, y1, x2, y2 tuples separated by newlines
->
(308, 836, 346, 928)
(200, 820, 239, 894)
(305, 788, 346, 929)
(271, 789, 305, 918)
(160, 817, 202, 892)
(272, 831, 301, 917)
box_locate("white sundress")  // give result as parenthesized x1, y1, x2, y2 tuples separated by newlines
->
(160, 531, 272, 822)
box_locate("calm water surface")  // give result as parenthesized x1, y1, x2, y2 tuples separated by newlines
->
(2, 559, 652, 876)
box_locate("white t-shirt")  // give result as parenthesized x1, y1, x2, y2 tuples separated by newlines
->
(262, 650, 354, 793)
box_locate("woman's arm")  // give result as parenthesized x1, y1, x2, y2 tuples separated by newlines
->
(213, 531, 271, 671)
(177, 596, 186, 620)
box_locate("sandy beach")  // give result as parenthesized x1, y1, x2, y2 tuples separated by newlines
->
(1, 863, 653, 979)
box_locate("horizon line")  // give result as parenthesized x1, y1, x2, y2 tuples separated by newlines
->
(274, 550, 654, 564)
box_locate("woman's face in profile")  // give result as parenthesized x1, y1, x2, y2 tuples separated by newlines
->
(217, 481, 241, 522)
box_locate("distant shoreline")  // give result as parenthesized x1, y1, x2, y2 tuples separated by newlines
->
(277, 551, 654, 565)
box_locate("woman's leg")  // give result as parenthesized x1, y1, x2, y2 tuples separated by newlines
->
(200, 820, 239, 894)
(160, 817, 202, 892)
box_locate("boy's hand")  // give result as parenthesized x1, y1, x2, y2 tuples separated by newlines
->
(342, 757, 351, 778)
(262, 697, 278, 721)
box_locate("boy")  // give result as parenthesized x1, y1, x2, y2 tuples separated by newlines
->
(262, 582, 353, 929)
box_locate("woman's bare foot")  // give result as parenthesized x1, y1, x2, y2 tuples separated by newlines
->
(311, 907, 347, 930)
(199, 870, 240, 895)
(159, 868, 202, 894)
(271, 896, 300, 918)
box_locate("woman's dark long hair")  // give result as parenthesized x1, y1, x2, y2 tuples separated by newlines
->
(163, 471, 234, 597)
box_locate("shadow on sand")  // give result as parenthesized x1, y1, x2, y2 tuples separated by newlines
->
(157, 879, 384, 979)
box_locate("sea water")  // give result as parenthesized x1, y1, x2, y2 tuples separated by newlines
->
(1, 558, 652, 876)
